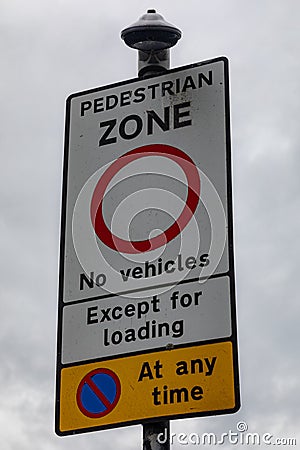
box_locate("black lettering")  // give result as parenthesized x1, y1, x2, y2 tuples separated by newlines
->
(100, 308, 111, 322)
(177, 254, 184, 271)
(80, 101, 92, 116)
(152, 386, 161, 405)
(120, 268, 131, 282)
(194, 291, 202, 306)
(124, 303, 135, 317)
(170, 387, 189, 404)
(145, 260, 156, 278)
(165, 260, 175, 273)
(124, 328, 136, 342)
(185, 256, 196, 269)
(172, 320, 184, 337)
(132, 266, 143, 278)
(87, 306, 98, 325)
(176, 361, 189, 376)
(111, 331, 122, 345)
(79, 271, 94, 290)
(174, 102, 192, 129)
(182, 75, 196, 92)
(95, 273, 106, 286)
(99, 119, 117, 146)
(120, 91, 132, 107)
(111, 306, 122, 320)
(138, 321, 150, 340)
(161, 80, 175, 96)
(191, 359, 203, 374)
(170, 290, 179, 309)
(205, 357, 217, 376)
(180, 293, 192, 307)
(94, 98, 104, 113)
(147, 107, 170, 135)
(198, 70, 213, 87)
(191, 386, 203, 400)
(103, 328, 109, 346)
(154, 360, 163, 378)
(106, 95, 118, 110)
(157, 322, 169, 337)
(119, 114, 142, 140)
(199, 253, 209, 267)
(148, 83, 160, 99)
(152, 384, 203, 405)
(133, 87, 146, 103)
(137, 301, 149, 319)
(158, 258, 163, 274)
(138, 362, 154, 381)
(151, 295, 160, 312)
(163, 385, 168, 404)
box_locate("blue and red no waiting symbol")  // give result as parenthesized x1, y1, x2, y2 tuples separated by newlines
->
(77, 368, 121, 418)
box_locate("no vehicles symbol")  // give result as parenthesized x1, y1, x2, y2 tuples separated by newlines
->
(77, 368, 121, 418)
(90, 144, 201, 254)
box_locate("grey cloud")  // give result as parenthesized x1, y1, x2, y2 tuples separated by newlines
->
(1, 0, 300, 448)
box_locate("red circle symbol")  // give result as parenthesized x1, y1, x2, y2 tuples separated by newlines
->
(90, 144, 200, 254)
(77, 368, 121, 418)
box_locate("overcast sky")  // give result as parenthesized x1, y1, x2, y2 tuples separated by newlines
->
(1, 0, 300, 449)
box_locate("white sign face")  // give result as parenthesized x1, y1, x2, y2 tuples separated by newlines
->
(57, 57, 237, 363)
(62, 277, 231, 364)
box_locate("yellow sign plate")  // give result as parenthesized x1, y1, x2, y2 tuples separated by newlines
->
(57, 341, 238, 435)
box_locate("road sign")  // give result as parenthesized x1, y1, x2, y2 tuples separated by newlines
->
(56, 56, 240, 436)
(60, 342, 235, 433)
(90, 144, 200, 253)
(76, 368, 121, 418)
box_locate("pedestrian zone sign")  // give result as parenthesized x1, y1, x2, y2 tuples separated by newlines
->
(55, 57, 240, 436)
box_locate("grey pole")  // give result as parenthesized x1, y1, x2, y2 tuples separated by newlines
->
(143, 420, 170, 450)
(121, 10, 182, 449)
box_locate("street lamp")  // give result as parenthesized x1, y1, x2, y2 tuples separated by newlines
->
(121, 9, 182, 78)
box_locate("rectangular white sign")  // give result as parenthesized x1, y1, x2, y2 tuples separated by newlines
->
(62, 277, 231, 364)
(57, 56, 237, 363)
(62, 58, 229, 304)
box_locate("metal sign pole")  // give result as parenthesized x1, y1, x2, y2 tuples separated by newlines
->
(121, 10, 182, 449)
(143, 421, 170, 450)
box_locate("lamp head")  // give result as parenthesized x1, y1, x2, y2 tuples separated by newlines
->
(121, 9, 182, 52)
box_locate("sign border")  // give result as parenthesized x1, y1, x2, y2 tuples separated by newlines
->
(55, 56, 240, 436)
(91, 144, 200, 253)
